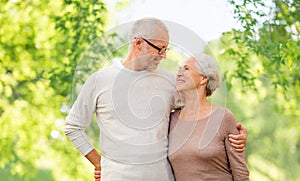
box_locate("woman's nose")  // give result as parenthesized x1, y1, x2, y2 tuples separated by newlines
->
(176, 70, 183, 77)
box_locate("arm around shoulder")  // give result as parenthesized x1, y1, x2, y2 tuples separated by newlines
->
(226, 109, 248, 152)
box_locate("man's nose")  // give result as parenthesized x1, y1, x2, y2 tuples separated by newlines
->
(160, 51, 167, 59)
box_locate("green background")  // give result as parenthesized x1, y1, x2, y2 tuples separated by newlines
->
(0, 0, 299, 180)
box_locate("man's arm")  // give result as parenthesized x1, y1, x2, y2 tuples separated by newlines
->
(85, 149, 101, 181)
(64, 73, 101, 180)
(228, 123, 248, 152)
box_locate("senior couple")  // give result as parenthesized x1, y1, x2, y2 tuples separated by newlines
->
(65, 17, 249, 181)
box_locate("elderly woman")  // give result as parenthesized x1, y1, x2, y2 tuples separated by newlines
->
(168, 54, 249, 181)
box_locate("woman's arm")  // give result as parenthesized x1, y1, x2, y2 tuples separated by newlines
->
(224, 109, 249, 180)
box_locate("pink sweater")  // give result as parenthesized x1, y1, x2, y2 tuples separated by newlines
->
(168, 108, 249, 181)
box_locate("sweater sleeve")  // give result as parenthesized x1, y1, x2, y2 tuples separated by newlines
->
(223, 109, 249, 181)
(65, 72, 98, 156)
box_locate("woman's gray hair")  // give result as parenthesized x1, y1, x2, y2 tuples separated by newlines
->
(128, 17, 169, 41)
(193, 54, 222, 97)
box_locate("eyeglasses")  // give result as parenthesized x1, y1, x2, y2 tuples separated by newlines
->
(136, 37, 169, 55)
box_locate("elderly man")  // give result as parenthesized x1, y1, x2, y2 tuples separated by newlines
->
(65, 17, 248, 181)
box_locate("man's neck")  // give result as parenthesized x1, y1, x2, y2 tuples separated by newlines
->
(121, 57, 146, 71)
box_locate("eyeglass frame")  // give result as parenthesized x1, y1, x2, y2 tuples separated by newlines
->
(135, 37, 169, 55)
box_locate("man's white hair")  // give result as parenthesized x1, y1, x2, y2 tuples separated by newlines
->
(193, 54, 222, 97)
(128, 17, 169, 41)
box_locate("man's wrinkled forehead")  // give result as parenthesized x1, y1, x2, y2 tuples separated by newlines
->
(150, 27, 169, 42)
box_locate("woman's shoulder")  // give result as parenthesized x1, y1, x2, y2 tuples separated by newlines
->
(170, 109, 181, 122)
(169, 109, 181, 131)
(214, 106, 236, 120)
(215, 107, 239, 134)
(171, 109, 181, 115)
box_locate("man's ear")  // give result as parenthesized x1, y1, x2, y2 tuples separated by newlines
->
(134, 37, 142, 50)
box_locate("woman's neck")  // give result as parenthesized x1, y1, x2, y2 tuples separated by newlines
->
(182, 89, 208, 107)
(179, 89, 214, 121)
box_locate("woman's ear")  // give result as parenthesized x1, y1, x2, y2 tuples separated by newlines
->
(200, 76, 209, 85)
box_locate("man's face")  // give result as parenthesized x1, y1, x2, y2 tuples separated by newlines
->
(139, 29, 169, 70)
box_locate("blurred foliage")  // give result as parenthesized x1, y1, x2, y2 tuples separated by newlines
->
(0, 0, 109, 180)
(206, 0, 300, 180)
(226, 0, 300, 91)
(0, 0, 299, 180)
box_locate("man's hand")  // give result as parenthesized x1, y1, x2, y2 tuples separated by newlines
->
(229, 123, 248, 152)
(85, 149, 101, 181)
(94, 168, 101, 181)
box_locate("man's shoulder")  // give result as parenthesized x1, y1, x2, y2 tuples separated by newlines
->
(155, 68, 175, 80)
(93, 62, 119, 75)
(156, 68, 173, 75)
(80, 63, 118, 86)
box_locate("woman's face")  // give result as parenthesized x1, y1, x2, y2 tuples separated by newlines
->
(176, 57, 206, 92)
